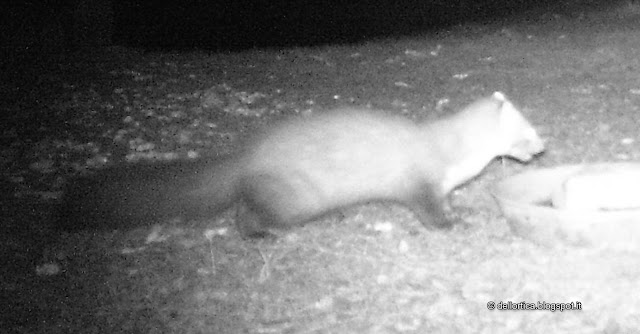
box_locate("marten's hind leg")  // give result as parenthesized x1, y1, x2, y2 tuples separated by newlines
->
(403, 183, 453, 230)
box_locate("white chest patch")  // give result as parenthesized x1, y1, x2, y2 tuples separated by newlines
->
(442, 152, 496, 195)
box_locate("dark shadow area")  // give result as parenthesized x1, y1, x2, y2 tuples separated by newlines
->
(113, 0, 584, 51)
(3, 0, 617, 54)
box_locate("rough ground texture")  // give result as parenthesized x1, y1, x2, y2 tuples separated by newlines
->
(4, 2, 640, 333)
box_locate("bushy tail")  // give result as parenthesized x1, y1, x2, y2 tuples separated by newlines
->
(181, 158, 243, 217)
(55, 158, 243, 232)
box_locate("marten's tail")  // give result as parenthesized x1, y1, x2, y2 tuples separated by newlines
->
(179, 158, 243, 218)
(55, 158, 243, 232)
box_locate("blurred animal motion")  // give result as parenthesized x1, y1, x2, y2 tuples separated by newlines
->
(57, 92, 545, 236)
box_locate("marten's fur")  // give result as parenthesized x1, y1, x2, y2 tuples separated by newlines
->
(57, 92, 545, 236)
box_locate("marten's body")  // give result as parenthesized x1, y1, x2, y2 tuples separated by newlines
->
(57, 92, 545, 235)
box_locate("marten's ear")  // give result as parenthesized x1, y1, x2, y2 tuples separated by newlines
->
(491, 91, 508, 108)
(497, 93, 524, 129)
